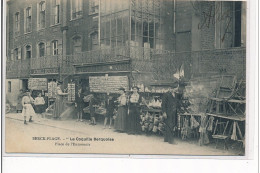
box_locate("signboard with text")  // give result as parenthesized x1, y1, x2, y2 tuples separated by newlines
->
(89, 76, 129, 93)
(48, 81, 57, 98)
(28, 78, 48, 91)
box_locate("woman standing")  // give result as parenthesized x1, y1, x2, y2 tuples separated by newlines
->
(114, 87, 127, 132)
(128, 86, 142, 135)
(53, 81, 68, 118)
(22, 90, 35, 124)
(34, 92, 46, 114)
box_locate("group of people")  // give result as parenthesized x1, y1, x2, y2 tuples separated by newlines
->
(19, 90, 46, 124)
(111, 86, 143, 135)
(18, 80, 179, 144)
(102, 83, 179, 144)
(72, 85, 145, 135)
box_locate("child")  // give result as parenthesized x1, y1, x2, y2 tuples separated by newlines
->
(104, 93, 115, 129)
(88, 94, 96, 125)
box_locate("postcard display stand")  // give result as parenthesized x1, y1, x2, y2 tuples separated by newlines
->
(139, 85, 168, 135)
(47, 81, 57, 107)
(67, 83, 76, 102)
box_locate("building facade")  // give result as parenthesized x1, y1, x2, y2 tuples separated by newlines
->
(6, 0, 246, 106)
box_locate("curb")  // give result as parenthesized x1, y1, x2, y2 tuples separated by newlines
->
(5, 116, 93, 136)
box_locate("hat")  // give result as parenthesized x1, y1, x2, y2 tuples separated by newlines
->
(118, 87, 125, 91)
(132, 86, 139, 90)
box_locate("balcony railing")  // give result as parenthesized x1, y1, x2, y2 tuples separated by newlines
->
(131, 46, 246, 80)
(6, 59, 30, 78)
(30, 55, 59, 69)
(6, 46, 246, 80)
(70, 46, 130, 65)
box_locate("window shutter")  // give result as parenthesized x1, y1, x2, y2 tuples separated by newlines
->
(37, 4, 39, 28)
(18, 48, 22, 60)
(10, 50, 14, 61)
(24, 46, 27, 59)
(24, 8, 26, 32)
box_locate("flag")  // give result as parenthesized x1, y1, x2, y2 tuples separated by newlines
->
(179, 63, 184, 78)
(173, 64, 184, 79)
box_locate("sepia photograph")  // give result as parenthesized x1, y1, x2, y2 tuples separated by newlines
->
(3, 0, 248, 156)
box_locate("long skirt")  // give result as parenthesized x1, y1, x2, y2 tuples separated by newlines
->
(114, 106, 127, 131)
(35, 104, 45, 114)
(53, 97, 65, 118)
(22, 104, 35, 117)
(128, 105, 141, 134)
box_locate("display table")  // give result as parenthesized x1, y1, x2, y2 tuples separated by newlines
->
(178, 113, 203, 140)
(209, 98, 245, 116)
(207, 113, 245, 149)
(142, 107, 162, 113)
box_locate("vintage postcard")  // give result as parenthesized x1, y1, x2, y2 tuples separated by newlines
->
(4, 0, 248, 156)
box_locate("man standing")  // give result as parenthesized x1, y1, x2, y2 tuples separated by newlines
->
(75, 86, 84, 122)
(161, 82, 178, 144)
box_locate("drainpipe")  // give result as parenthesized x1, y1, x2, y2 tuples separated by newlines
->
(61, 0, 68, 81)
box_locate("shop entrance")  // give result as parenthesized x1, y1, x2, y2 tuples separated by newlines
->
(22, 79, 28, 90)
(79, 78, 89, 92)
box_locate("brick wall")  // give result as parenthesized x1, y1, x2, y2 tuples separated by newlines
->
(8, 0, 63, 60)
(65, 0, 98, 54)
(192, 47, 246, 80)
(199, 1, 216, 50)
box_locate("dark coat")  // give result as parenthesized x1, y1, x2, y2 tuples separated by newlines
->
(105, 98, 116, 117)
(75, 91, 84, 109)
(128, 93, 142, 133)
(162, 91, 178, 127)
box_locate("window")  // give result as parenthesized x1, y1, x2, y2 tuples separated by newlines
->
(89, 0, 98, 14)
(215, 2, 244, 48)
(234, 1, 242, 47)
(14, 12, 20, 35)
(8, 81, 11, 93)
(14, 48, 21, 60)
(91, 32, 98, 50)
(25, 45, 32, 59)
(52, 40, 59, 55)
(38, 1, 46, 29)
(142, 22, 155, 48)
(72, 36, 82, 54)
(71, 0, 83, 19)
(51, 0, 60, 25)
(14, 48, 19, 60)
(25, 7, 32, 33)
(38, 42, 45, 57)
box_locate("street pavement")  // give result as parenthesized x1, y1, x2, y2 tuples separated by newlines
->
(4, 113, 244, 156)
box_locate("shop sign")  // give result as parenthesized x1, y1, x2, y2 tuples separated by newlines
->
(89, 76, 128, 93)
(28, 78, 48, 90)
(31, 69, 45, 74)
(76, 63, 130, 74)
(31, 68, 58, 75)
